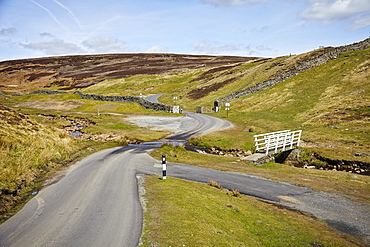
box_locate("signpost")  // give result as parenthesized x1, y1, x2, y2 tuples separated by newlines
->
(172, 106, 180, 113)
(225, 103, 230, 118)
(172, 96, 180, 113)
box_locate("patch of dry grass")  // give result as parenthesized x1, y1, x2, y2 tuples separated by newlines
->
(208, 180, 222, 189)
(0, 104, 121, 221)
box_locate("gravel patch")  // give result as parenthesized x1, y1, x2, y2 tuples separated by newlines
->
(124, 116, 188, 133)
(280, 191, 370, 244)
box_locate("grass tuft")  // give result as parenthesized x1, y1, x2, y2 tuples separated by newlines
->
(230, 189, 241, 197)
(208, 180, 222, 189)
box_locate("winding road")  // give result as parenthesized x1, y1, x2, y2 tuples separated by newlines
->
(0, 97, 369, 246)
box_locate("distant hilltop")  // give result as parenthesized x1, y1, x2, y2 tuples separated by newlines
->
(0, 54, 258, 95)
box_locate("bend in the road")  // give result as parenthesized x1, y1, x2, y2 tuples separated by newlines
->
(1, 103, 369, 245)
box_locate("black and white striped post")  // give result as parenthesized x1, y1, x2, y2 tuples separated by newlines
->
(162, 154, 167, 180)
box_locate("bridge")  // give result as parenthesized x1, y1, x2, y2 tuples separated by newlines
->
(254, 130, 302, 155)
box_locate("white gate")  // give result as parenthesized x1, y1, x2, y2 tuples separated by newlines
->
(254, 130, 302, 155)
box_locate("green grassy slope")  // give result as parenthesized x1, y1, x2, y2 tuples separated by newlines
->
(142, 176, 364, 246)
(207, 48, 370, 161)
(1, 45, 369, 244)
(81, 47, 369, 162)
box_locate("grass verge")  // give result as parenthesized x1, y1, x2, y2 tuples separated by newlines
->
(150, 145, 370, 203)
(142, 175, 364, 246)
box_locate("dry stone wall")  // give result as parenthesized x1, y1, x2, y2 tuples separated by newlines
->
(29, 90, 68, 95)
(11, 89, 174, 112)
(215, 38, 370, 108)
(9, 89, 69, 97)
(74, 91, 174, 112)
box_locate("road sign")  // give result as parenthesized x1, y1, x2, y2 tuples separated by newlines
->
(173, 106, 180, 113)
(225, 103, 230, 117)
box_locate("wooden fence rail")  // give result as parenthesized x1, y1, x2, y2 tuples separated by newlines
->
(254, 130, 302, 155)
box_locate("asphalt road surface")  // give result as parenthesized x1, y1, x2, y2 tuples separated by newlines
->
(1, 107, 369, 246)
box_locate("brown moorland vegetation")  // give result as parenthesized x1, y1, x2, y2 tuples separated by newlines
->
(0, 54, 259, 94)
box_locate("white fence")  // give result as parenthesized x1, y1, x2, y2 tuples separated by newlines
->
(254, 130, 302, 155)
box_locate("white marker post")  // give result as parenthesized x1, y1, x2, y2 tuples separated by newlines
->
(225, 103, 230, 118)
(162, 154, 167, 180)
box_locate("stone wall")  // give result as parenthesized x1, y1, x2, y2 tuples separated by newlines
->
(74, 91, 174, 112)
(215, 38, 370, 107)
(11, 89, 175, 112)
(29, 90, 68, 95)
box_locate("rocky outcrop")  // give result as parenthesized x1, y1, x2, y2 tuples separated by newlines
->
(215, 38, 370, 107)
(280, 149, 370, 174)
(74, 91, 174, 112)
(185, 143, 253, 157)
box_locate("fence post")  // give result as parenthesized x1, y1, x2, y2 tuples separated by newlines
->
(274, 135, 279, 154)
(290, 132, 294, 149)
(255, 130, 302, 155)
(296, 130, 302, 148)
(162, 154, 166, 180)
(282, 134, 287, 151)
(265, 136, 270, 155)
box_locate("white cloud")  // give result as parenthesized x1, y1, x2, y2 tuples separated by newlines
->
(0, 27, 17, 36)
(300, 0, 370, 30)
(251, 26, 269, 32)
(192, 40, 271, 55)
(192, 40, 245, 53)
(145, 45, 168, 53)
(82, 37, 129, 53)
(21, 38, 85, 55)
(200, 0, 269, 6)
(39, 32, 54, 38)
(347, 13, 370, 30)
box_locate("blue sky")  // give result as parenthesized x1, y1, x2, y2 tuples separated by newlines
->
(0, 0, 369, 61)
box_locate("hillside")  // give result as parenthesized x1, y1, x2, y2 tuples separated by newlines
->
(0, 104, 74, 217)
(1, 39, 369, 165)
(0, 103, 133, 221)
(1, 39, 370, 245)
(0, 38, 369, 179)
(0, 54, 258, 94)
